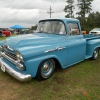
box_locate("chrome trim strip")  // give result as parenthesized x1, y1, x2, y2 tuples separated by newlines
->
(45, 48, 56, 53)
(0, 58, 32, 82)
(45, 47, 66, 53)
(7, 46, 13, 51)
(1, 52, 23, 69)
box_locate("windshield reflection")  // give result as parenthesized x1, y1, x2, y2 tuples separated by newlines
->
(36, 21, 66, 35)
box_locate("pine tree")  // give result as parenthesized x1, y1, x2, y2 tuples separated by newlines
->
(77, 0, 93, 29)
(64, 0, 75, 18)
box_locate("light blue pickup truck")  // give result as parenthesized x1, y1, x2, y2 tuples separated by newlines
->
(0, 18, 100, 82)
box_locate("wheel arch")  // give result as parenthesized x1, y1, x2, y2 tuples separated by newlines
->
(51, 58, 62, 69)
(36, 57, 62, 80)
(93, 46, 99, 54)
(91, 47, 99, 60)
(38, 57, 62, 69)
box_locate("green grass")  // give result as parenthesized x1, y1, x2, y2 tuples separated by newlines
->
(0, 36, 7, 40)
(0, 34, 17, 41)
(0, 36, 100, 100)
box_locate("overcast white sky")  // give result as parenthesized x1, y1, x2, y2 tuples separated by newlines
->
(0, 0, 99, 28)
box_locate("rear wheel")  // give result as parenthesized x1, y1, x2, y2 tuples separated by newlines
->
(91, 48, 99, 60)
(37, 59, 55, 80)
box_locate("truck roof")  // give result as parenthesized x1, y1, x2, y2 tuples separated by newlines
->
(39, 18, 79, 22)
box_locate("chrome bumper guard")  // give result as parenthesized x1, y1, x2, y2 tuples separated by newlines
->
(1, 52, 23, 69)
(0, 58, 32, 82)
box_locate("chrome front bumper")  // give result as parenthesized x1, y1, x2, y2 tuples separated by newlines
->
(0, 58, 32, 82)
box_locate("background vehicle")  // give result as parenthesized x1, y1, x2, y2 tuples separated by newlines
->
(0, 18, 100, 82)
(89, 28, 100, 35)
(2, 29, 10, 37)
(0, 28, 10, 37)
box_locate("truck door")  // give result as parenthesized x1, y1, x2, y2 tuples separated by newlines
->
(67, 22, 86, 66)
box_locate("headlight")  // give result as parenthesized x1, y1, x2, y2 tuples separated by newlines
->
(14, 51, 25, 70)
(15, 51, 23, 61)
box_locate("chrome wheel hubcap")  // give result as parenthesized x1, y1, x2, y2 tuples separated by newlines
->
(41, 59, 55, 78)
(94, 50, 98, 59)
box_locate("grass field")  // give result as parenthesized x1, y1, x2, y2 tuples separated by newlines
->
(0, 36, 100, 100)
(0, 34, 16, 41)
(0, 36, 7, 41)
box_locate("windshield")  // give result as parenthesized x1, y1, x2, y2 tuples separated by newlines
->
(36, 20, 66, 35)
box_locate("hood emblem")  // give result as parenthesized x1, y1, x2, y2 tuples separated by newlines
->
(4, 45, 7, 49)
(4, 45, 13, 51)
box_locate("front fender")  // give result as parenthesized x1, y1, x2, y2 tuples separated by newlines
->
(25, 54, 63, 78)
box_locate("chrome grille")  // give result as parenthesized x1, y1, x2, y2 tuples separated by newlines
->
(4, 51, 17, 61)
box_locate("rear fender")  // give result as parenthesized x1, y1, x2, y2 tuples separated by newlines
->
(86, 39, 100, 57)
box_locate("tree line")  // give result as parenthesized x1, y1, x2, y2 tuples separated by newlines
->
(64, 0, 100, 33)
(32, 0, 100, 34)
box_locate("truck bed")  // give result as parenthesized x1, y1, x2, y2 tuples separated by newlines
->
(84, 34, 100, 59)
(83, 34, 100, 40)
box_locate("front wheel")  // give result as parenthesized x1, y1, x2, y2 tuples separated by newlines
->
(37, 59, 55, 80)
(91, 48, 99, 60)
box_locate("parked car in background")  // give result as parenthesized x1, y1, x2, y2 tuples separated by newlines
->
(2, 30, 10, 37)
(89, 28, 100, 35)
(1, 29, 10, 37)
(20, 29, 30, 34)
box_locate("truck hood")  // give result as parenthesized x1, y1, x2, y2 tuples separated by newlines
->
(3, 33, 66, 50)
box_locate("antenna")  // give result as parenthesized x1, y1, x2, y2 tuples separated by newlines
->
(47, 6, 54, 18)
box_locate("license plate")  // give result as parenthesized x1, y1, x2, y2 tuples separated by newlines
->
(1, 63, 5, 72)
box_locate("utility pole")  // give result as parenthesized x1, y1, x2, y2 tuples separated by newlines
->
(47, 6, 54, 18)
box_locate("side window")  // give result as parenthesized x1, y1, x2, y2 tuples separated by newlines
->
(67, 23, 80, 35)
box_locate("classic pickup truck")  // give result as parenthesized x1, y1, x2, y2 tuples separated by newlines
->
(0, 18, 100, 82)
